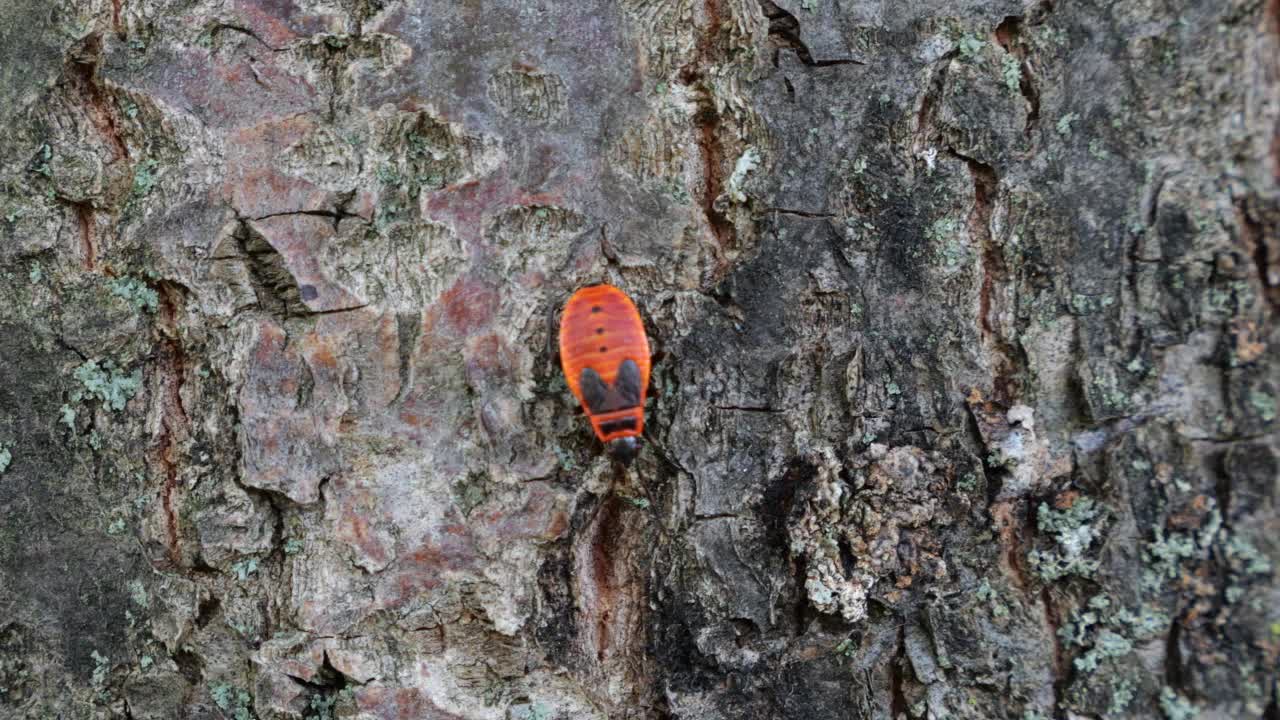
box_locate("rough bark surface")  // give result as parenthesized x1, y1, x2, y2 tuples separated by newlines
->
(1, 0, 1277, 719)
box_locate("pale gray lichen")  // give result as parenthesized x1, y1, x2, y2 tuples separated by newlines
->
(231, 558, 260, 581)
(1056, 113, 1078, 137)
(1109, 678, 1135, 715)
(128, 580, 149, 608)
(72, 359, 143, 411)
(1027, 497, 1103, 581)
(1224, 536, 1272, 576)
(1073, 629, 1132, 672)
(1142, 526, 1198, 591)
(90, 650, 110, 693)
(59, 404, 76, 429)
(1002, 55, 1022, 93)
(0, 443, 10, 474)
(210, 682, 255, 720)
(974, 579, 1010, 619)
(107, 276, 159, 313)
(930, 220, 968, 273)
(957, 35, 984, 59)
(724, 147, 760, 204)
(1059, 594, 1109, 646)
(789, 445, 947, 622)
(1248, 390, 1276, 422)
(1159, 687, 1198, 720)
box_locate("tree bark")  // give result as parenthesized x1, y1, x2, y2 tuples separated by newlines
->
(1, 0, 1277, 718)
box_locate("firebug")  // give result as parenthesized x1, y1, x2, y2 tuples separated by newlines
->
(558, 284, 651, 464)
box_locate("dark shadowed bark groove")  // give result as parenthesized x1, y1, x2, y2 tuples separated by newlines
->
(153, 284, 190, 566)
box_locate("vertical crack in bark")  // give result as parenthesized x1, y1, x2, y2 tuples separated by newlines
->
(73, 201, 96, 270)
(993, 16, 1040, 136)
(1040, 586, 1067, 712)
(1164, 616, 1186, 690)
(889, 623, 908, 719)
(153, 284, 190, 566)
(913, 61, 951, 155)
(989, 499, 1032, 591)
(959, 154, 1020, 401)
(678, 0, 735, 262)
(1235, 198, 1280, 312)
(572, 492, 651, 709)
(589, 496, 621, 663)
(392, 312, 422, 406)
(110, 0, 124, 36)
(70, 36, 130, 163)
(760, 459, 814, 636)
(1268, 0, 1280, 200)
(758, 0, 863, 67)
(697, 109, 733, 251)
(1128, 171, 1165, 314)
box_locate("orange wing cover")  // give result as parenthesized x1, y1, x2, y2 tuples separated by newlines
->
(559, 285, 651, 442)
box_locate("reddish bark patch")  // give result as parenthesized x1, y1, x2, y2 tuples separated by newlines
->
(989, 499, 1031, 592)
(229, 0, 331, 48)
(376, 533, 479, 612)
(479, 482, 569, 543)
(439, 276, 498, 335)
(423, 176, 513, 240)
(356, 687, 465, 720)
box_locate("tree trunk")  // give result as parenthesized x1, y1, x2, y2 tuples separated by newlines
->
(1, 0, 1277, 718)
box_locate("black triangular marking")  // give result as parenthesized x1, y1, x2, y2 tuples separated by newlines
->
(579, 359, 644, 414)
(615, 359, 641, 407)
(580, 367, 610, 413)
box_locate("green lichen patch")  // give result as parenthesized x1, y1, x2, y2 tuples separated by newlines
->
(1055, 113, 1078, 137)
(1158, 687, 1197, 720)
(957, 35, 985, 59)
(1072, 628, 1132, 672)
(1142, 526, 1199, 591)
(231, 558, 259, 581)
(1247, 390, 1276, 423)
(131, 159, 160, 198)
(452, 472, 489, 517)
(1223, 536, 1272, 576)
(926, 216, 969, 273)
(1027, 496, 1103, 581)
(305, 687, 354, 720)
(107, 276, 159, 313)
(973, 579, 1010, 619)
(1001, 56, 1022, 93)
(1108, 677, 1135, 716)
(210, 682, 255, 720)
(71, 359, 143, 412)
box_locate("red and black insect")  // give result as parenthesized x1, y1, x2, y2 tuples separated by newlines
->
(559, 284, 651, 464)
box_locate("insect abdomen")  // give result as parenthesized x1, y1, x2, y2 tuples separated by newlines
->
(558, 285, 651, 443)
